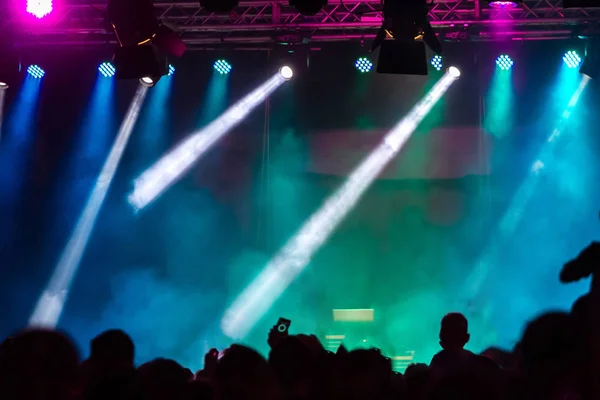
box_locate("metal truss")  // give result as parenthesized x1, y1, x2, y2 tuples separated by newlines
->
(2, 0, 600, 48)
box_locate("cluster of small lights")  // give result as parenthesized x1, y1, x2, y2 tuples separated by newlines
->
(214, 59, 232, 75)
(563, 51, 582, 69)
(168, 64, 176, 76)
(431, 55, 443, 71)
(355, 57, 373, 73)
(27, 65, 45, 79)
(489, 1, 518, 8)
(98, 62, 116, 78)
(27, 0, 53, 19)
(496, 54, 514, 70)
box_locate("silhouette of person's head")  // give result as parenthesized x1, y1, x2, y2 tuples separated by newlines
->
(0, 328, 80, 399)
(439, 312, 470, 350)
(90, 329, 135, 366)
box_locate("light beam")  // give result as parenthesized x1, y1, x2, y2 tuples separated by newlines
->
(221, 69, 461, 339)
(464, 74, 590, 300)
(29, 85, 148, 328)
(128, 72, 290, 211)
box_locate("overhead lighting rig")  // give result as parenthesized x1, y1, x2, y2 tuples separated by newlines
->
(372, 0, 442, 75)
(107, 0, 186, 86)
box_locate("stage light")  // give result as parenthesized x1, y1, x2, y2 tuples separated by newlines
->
(355, 57, 373, 73)
(488, 1, 520, 7)
(200, 0, 239, 12)
(168, 64, 175, 76)
(496, 55, 514, 70)
(98, 62, 116, 78)
(290, 0, 327, 16)
(563, 51, 582, 69)
(448, 66, 461, 78)
(27, 0, 53, 18)
(129, 71, 292, 211)
(580, 40, 599, 79)
(431, 55, 443, 71)
(214, 59, 232, 75)
(280, 66, 294, 80)
(0, 82, 8, 89)
(29, 85, 149, 328)
(220, 68, 461, 339)
(372, 1, 442, 75)
(139, 76, 159, 88)
(27, 65, 45, 79)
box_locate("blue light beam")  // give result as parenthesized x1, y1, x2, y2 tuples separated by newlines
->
(29, 85, 149, 328)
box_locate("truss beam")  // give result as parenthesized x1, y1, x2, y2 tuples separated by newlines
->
(1, 0, 599, 47)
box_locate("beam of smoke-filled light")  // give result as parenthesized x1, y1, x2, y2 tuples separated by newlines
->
(221, 68, 461, 339)
(29, 85, 148, 328)
(128, 72, 290, 211)
(464, 74, 590, 299)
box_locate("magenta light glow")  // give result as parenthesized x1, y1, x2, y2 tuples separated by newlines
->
(27, 0, 53, 18)
(489, 1, 518, 8)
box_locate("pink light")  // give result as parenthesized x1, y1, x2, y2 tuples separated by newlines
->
(27, 0, 53, 19)
(489, 1, 518, 8)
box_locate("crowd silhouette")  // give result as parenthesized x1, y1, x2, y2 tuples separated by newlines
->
(1, 241, 598, 400)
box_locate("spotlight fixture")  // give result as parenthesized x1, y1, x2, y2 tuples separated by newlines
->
(431, 55, 443, 71)
(487, 1, 521, 8)
(580, 40, 599, 79)
(27, 0, 53, 18)
(199, 0, 239, 12)
(355, 57, 373, 73)
(496, 54, 514, 70)
(214, 59, 232, 75)
(0, 82, 8, 89)
(372, 0, 442, 75)
(279, 66, 294, 80)
(563, 51, 582, 69)
(139, 76, 159, 88)
(289, 0, 327, 16)
(107, 0, 185, 84)
(99, 62, 116, 78)
(27, 65, 45, 79)
(168, 64, 175, 76)
(448, 66, 461, 78)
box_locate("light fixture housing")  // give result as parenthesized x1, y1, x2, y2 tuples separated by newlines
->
(139, 76, 159, 87)
(279, 66, 294, 80)
(488, 1, 521, 8)
(289, 0, 327, 16)
(199, 0, 239, 12)
(355, 57, 373, 73)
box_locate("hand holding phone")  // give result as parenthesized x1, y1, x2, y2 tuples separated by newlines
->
(268, 317, 291, 349)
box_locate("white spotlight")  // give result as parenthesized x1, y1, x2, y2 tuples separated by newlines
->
(29, 85, 149, 328)
(280, 66, 293, 80)
(448, 66, 461, 78)
(220, 70, 460, 339)
(129, 71, 292, 211)
(139, 77, 156, 87)
(0, 82, 8, 89)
